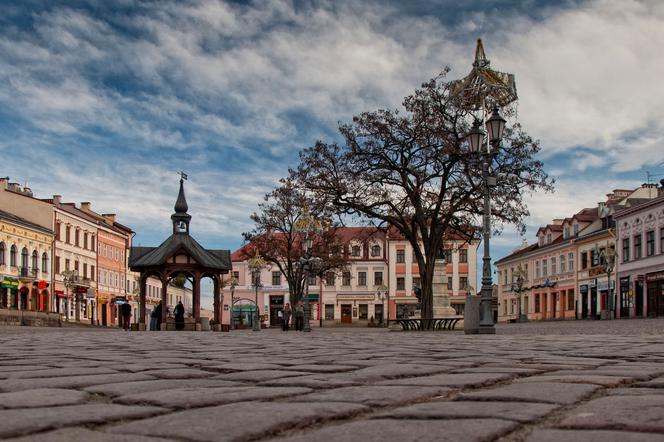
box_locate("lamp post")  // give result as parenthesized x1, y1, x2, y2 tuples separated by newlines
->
(247, 254, 266, 331)
(601, 246, 616, 319)
(62, 270, 75, 323)
(376, 284, 388, 327)
(294, 210, 324, 333)
(466, 107, 506, 334)
(511, 265, 526, 322)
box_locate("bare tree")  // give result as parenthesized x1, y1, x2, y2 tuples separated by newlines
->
(242, 178, 348, 304)
(292, 71, 553, 326)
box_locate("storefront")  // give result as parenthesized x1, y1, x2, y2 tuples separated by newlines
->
(578, 279, 598, 319)
(335, 294, 376, 324)
(0, 277, 19, 309)
(646, 271, 664, 317)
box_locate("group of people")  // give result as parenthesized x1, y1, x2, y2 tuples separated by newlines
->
(280, 301, 305, 331)
(150, 300, 186, 331)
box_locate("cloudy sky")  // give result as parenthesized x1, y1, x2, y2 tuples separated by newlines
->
(1, 0, 663, 289)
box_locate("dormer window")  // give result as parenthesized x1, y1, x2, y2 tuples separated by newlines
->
(371, 244, 381, 257)
(546, 233, 551, 244)
(563, 226, 570, 239)
(573, 223, 579, 235)
(538, 236, 544, 246)
(351, 245, 361, 257)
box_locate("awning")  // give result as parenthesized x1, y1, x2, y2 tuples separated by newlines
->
(1, 277, 19, 289)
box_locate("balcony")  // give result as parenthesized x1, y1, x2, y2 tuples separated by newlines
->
(19, 266, 38, 280)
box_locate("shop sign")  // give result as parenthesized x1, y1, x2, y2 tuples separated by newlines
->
(37, 280, 48, 290)
(1, 277, 19, 289)
(589, 267, 605, 277)
(337, 294, 375, 301)
(597, 280, 615, 291)
(302, 293, 319, 302)
(54, 289, 64, 296)
(588, 279, 596, 288)
(86, 288, 95, 299)
(646, 271, 664, 282)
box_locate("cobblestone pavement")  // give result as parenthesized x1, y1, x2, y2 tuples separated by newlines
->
(1, 319, 664, 442)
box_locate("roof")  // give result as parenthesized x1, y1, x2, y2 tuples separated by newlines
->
(614, 194, 664, 218)
(56, 202, 130, 236)
(129, 234, 231, 271)
(0, 209, 53, 236)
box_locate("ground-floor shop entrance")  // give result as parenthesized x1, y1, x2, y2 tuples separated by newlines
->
(340, 304, 352, 324)
(646, 271, 664, 317)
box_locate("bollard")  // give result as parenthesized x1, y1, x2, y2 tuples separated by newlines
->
(464, 294, 480, 334)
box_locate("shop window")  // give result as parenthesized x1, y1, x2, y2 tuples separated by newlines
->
(634, 234, 642, 259)
(358, 272, 367, 286)
(374, 271, 383, 286)
(396, 277, 405, 290)
(567, 289, 575, 311)
(396, 249, 405, 263)
(325, 304, 334, 320)
(358, 304, 368, 320)
(459, 249, 468, 263)
(646, 231, 655, 256)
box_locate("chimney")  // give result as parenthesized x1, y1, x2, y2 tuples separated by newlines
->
(0, 177, 8, 190)
(8, 182, 21, 192)
(103, 214, 116, 223)
(53, 195, 62, 204)
(80, 202, 91, 211)
(23, 187, 33, 197)
(552, 218, 563, 225)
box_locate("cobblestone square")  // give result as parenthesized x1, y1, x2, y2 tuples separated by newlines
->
(1, 319, 664, 441)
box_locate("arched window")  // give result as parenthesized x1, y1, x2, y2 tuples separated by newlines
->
(32, 250, 38, 270)
(42, 253, 49, 273)
(10, 245, 17, 267)
(371, 245, 381, 257)
(21, 247, 29, 268)
(0, 242, 5, 266)
(351, 245, 361, 257)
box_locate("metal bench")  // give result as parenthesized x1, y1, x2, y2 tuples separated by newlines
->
(395, 317, 462, 331)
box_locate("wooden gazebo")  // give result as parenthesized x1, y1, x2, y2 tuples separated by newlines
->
(129, 177, 232, 331)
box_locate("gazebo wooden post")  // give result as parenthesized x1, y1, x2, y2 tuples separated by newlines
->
(160, 273, 168, 330)
(193, 271, 201, 330)
(213, 276, 221, 331)
(139, 273, 147, 330)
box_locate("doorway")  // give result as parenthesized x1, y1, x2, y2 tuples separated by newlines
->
(341, 304, 352, 324)
(581, 286, 588, 319)
(375, 304, 384, 324)
(590, 287, 598, 319)
(269, 295, 284, 326)
(101, 304, 108, 326)
(635, 281, 644, 317)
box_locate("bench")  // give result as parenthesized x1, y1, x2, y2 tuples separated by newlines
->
(395, 317, 462, 331)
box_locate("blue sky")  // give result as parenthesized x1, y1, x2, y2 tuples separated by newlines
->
(1, 0, 663, 292)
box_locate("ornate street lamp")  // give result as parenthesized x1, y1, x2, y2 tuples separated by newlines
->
(247, 253, 266, 331)
(511, 265, 527, 322)
(376, 284, 388, 327)
(600, 246, 616, 319)
(226, 276, 238, 330)
(465, 106, 508, 334)
(294, 210, 324, 333)
(61, 270, 76, 323)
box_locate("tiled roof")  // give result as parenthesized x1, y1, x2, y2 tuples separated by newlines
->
(0, 209, 53, 235)
(129, 234, 231, 271)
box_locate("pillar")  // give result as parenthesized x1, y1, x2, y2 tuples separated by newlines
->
(139, 274, 147, 327)
(193, 273, 201, 324)
(213, 276, 221, 331)
(161, 274, 168, 330)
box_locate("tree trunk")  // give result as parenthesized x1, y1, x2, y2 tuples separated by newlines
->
(419, 258, 436, 329)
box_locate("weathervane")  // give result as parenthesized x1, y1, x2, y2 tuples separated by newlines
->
(179, 171, 188, 181)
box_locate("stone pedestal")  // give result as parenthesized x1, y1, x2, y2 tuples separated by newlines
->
(432, 259, 457, 317)
(464, 294, 480, 334)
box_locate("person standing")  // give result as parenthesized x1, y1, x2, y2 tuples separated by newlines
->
(174, 300, 185, 331)
(155, 300, 163, 331)
(294, 301, 304, 331)
(282, 303, 292, 331)
(149, 304, 158, 331)
(121, 301, 131, 331)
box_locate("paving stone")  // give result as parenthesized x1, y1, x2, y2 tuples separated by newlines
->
(0, 373, 156, 392)
(559, 395, 664, 432)
(0, 404, 165, 438)
(4, 428, 172, 442)
(111, 401, 366, 441)
(0, 366, 118, 379)
(284, 364, 360, 373)
(84, 378, 242, 397)
(260, 374, 362, 388)
(274, 418, 518, 442)
(525, 429, 664, 442)
(0, 388, 88, 409)
(116, 386, 312, 408)
(450, 367, 543, 374)
(515, 374, 629, 386)
(606, 388, 664, 396)
(376, 400, 558, 422)
(636, 376, 664, 388)
(218, 369, 314, 381)
(460, 382, 599, 404)
(376, 372, 513, 387)
(140, 368, 216, 379)
(293, 386, 451, 406)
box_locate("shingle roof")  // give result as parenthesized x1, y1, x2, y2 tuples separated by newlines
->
(129, 234, 231, 271)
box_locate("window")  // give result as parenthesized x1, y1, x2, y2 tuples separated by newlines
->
(358, 304, 368, 320)
(568, 252, 574, 272)
(98, 242, 101, 255)
(592, 249, 600, 267)
(538, 236, 544, 246)
(560, 255, 566, 273)
(99, 270, 102, 283)
(31, 250, 38, 270)
(91, 235, 95, 252)
(646, 231, 655, 256)
(103, 271, 107, 285)
(358, 272, 367, 286)
(65, 259, 70, 271)
(20, 247, 28, 269)
(535, 260, 540, 278)
(564, 226, 570, 239)
(74, 261, 79, 273)
(66, 226, 71, 244)
(581, 252, 588, 269)
(460, 277, 468, 290)
(447, 277, 453, 290)
(444, 249, 452, 263)
(374, 271, 383, 286)
(55, 223, 61, 241)
(551, 257, 557, 275)
(542, 259, 548, 277)
(622, 238, 630, 262)
(75, 229, 80, 247)
(116, 249, 120, 261)
(634, 234, 642, 259)
(104, 244, 108, 257)
(55, 256, 60, 274)
(351, 245, 361, 257)
(459, 249, 468, 263)
(272, 271, 281, 286)
(0, 242, 5, 265)
(115, 273, 119, 288)
(325, 272, 335, 286)
(342, 271, 351, 286)
(325, 304, 334, 320)
(396, 277, 405, 290)
(573, 223, 579, 235)
(547, 233, 551, 244)
(83, 233, 88, 250)
(83, 263, 87, 279)
(396, 249, 405, 263)
(91, 265, 95, 281)
(535, 294, 541, 313)
(371, 245, 381, 257)
(232, 271, 239, 280)
(567, 289, 575, 311)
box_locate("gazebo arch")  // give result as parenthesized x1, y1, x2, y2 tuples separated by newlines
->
(129, 177, 232, 331)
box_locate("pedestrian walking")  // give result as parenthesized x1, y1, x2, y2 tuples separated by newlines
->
(282, 303, 292, 331)
(155, 300, 163, 331)
(294, 302, 304, 331)
(121, 301, 131, 331)
(149, 304, 158, 331)
(174, 300, 185, 331)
